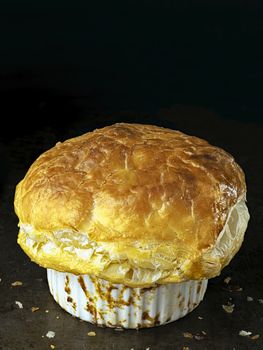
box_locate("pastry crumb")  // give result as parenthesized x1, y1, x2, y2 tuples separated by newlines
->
(182, 347, 190, 350)
(198, 316, 203, 320)
(46, 331, 55, 339)
(225, 285, 243, 292)
(50, 345, 56, 349)
(31, 307, 40, 312)
(87, 331, 96, 337)
(11, 281, 23, 287)
(250, 334, 260, 340)
(145, 348, 150, 350)
(239, 330, 252, 337)
(183, 332, 193, 339)
(201, 330, 207, 335)
(194, 334, 204, 340)
(224, 277, 231, 284)
(15, 301, 23, 309)
(222, 303, 235, 313)
(247, 296, 253, 302)
(258, 299, 263, 304)
(45, 310, 49, 313)
(56, 316, 60, 319)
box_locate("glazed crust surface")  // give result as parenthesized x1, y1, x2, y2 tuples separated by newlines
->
(15, 123, 248, 286)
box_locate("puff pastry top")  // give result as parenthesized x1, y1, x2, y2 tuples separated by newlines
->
(15, 123, 249, 287)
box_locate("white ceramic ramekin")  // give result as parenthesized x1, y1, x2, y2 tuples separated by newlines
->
(47, 269, 207, 329)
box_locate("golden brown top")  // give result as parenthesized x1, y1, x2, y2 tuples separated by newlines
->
(14, 123, 249, 286)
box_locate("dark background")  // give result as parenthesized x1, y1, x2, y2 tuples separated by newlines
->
(0, 1, 263, 349)
(0, 0, 263, 137)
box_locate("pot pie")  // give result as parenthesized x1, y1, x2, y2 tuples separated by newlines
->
(14, 123, 249, 328)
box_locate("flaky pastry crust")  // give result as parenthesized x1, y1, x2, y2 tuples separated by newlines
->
(14, 123, 249, 286)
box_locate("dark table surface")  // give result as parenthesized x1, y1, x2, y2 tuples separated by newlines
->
(0, 108, 263, 350)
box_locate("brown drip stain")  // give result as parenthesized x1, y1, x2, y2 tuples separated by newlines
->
(78, 275, 144, 326)
(67, 296, 77, 311)
(197, 281, 202, 294)
(89, 275, 104, 296)
(78, 276, 104, 322)
(78, 276, 88, 297)
(78, 276, 97, 320)
(107, 320, 127, 328)
(179, 297, 185, 309)
(102, 282, 119, 309)
(117, 285, 132, 307)
(140, 285, 157, 294)
(117, 284, 127, 302)
(142, 311, 160, 327)
(188, 298, 197, 310)
(65, 275, 71, 294)
(192, 302, 197, 309)
(86, 299, 98, 321)
(92, 276, 128, 308)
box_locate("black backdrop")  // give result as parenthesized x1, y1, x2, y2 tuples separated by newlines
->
(0, 0, 262, 138)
